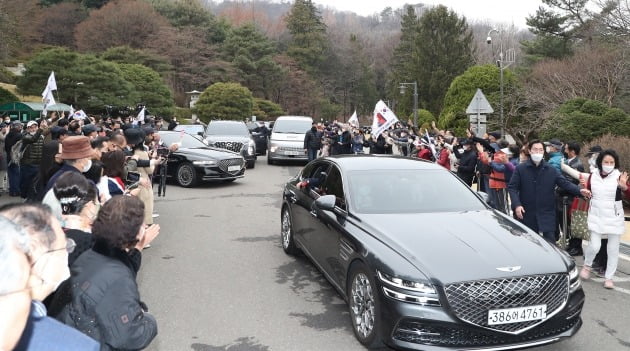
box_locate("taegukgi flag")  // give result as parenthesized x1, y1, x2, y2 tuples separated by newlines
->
(348, 110, 359, 127)
(371, 100, 398, 138)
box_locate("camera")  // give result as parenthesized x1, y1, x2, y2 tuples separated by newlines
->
(156, 146, 170, 158)
(126, 171, 141, 184)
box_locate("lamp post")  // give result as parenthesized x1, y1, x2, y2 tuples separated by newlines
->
(399, 81, 418, 127)
(486, 29, 514, 137)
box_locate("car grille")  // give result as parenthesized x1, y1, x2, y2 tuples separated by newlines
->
(218, 158, 244, 175)
(393, 311, 581, 348)
(444, 274, 569, 334)
(214, 141, 243, 153)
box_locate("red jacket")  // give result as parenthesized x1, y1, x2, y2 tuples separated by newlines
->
(418, 148, 432, 161)
(437, 149, 450, 170)
(479, 151, 506, 189)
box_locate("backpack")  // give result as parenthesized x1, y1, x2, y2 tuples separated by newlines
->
(9, 140, 26, 166)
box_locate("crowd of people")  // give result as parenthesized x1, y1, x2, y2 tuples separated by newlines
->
(0, 111, 176, 350)
(304, 119, 630, 289)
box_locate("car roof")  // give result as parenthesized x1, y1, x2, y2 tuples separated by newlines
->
(209, 120, 245, 124)
(323, 155, 444, 172)
(274, 116, 312, 121)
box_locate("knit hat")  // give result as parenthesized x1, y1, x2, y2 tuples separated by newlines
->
(60, 136, 94, 160)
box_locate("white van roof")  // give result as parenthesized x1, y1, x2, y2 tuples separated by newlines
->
(274, 116, 313, 121)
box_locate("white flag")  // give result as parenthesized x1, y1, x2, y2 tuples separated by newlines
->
(69, 105, 75, 117)
(348, 110, 359, 127)
(42, 71, 57, 115)
(425, 130, 437, 159)
(371, 100, 398, 139)
(133, 107, 146, 125)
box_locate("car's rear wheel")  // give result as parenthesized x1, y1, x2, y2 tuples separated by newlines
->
(281, 207, 299, 255)
(348, 263, 383, 348)
(176, 162, 198, 188)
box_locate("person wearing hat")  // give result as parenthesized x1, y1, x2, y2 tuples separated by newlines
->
(82, 124, 98, 140)
(20, 120, 45, 199)
(477, 139, 512, 214)
(454, 138, 477, 186)
(43, 136, 95, 195)
(544, 138, 564, 172)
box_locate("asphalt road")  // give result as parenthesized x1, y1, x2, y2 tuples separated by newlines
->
(130, 156, 629, 351)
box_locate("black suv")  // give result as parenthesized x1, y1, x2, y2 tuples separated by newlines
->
(203, 120, 257, 168)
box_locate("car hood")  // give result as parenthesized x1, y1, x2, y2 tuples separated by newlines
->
(176, 147, 241, 159)
(358, 210, 570, 285)
(271, 132, 305, 142)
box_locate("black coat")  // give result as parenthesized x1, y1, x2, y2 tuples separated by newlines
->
(56, 240, 157, 350)
(304, 128, 322, 150)
(4, 129, 22, 162)
(508, 159, 581, 233)
(455, 149, 477, 186)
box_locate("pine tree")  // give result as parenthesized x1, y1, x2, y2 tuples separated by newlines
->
(285, 0, 327, 74)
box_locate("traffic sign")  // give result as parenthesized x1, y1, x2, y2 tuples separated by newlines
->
(469, 115, 487, 123)
(466, 89, 494, 114)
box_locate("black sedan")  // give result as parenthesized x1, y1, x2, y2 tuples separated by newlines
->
(281, 155, 583, 350)
(158, 131, 245, 187)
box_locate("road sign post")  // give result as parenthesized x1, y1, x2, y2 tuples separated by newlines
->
(466, 89, 494, 137)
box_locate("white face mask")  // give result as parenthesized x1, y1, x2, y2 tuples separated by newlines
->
(602, 165, 615, 174)
(530, 153, 544, 164)
(82, 159, 92, 173)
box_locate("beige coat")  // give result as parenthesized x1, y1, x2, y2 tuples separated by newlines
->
(131, 149, 155, 225)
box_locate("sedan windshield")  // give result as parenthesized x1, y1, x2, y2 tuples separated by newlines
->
(206, 122, 249, 136)
(159, 132, 206, 149)
(273, 120, 312, 134)
(348, 169, 486, 214)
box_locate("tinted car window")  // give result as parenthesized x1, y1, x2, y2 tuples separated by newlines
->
(159, 132, 206, 149)
(323, 166, 346, 209)
(348, 169, 486, 214)
(273, 119, 312, 134)
(206, 122, 249, 136)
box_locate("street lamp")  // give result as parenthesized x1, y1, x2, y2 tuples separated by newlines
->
(399, 81, 418, 127)
(487, 29, 515, 137)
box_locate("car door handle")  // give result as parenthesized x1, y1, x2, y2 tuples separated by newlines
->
(287, 190, 297, 203)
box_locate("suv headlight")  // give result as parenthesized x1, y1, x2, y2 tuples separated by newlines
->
(193, 160, 217, 166)
(377, 270, 440, 306)
(248, 139, 255, 155)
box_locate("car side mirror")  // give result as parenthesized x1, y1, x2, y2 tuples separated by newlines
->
(477, 191, 491, 204)
(197, 131, 204, 136)
(313, 194, 336, 211)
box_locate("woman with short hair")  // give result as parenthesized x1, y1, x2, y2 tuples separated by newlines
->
(56, 196, 159, 350)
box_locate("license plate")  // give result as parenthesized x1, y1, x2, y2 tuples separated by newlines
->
(285, 151, 302, 156)
(228, 165, 241, 172)
(488, 305, 547, 325)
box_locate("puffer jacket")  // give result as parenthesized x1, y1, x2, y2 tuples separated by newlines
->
(55, 239, 158, 350)
(588, 169, 625, 235)
(21, 130, 45, 165)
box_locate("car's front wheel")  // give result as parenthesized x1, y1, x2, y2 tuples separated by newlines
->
(281, 207, 299, 255)
(176, 162, 199, 187)
(348, 263, 383, 349)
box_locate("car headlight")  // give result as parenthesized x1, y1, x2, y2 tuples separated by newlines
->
(192, 160, 217, 166)
(569, 265, 581, 292)
(270, 146, 278, 153)
(377, 270, 440, 306)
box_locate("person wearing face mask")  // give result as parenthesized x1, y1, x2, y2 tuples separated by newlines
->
(0, 216, 32, 351)
(304, 122, 322, 161)
(508, 140, 591, 244)
(56, 196, 159, 350)
(454, 138, 477, 186)
(561, 149, 629, 289)
(0, 203, 100, 351)
(44, 136, 95, 194)
(20, 120, 45, 200)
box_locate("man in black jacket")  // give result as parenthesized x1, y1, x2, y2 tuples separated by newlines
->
(304, 122, 322, 161)
(454, 138, 477, 186)
(20, 121, 45, 200)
